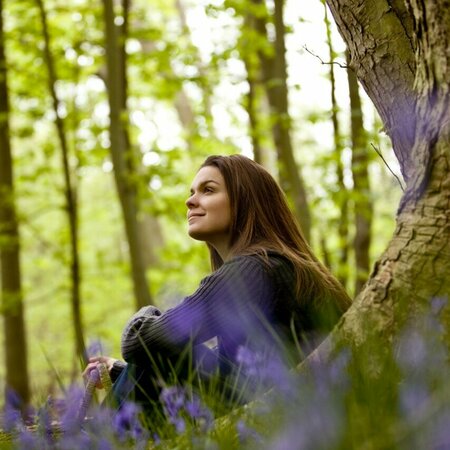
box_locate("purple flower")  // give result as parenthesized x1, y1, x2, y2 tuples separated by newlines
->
(430, 296, 447, 315)
(153, 432, 161, 445)
(58, 429, 92, 450)
(160, 386, 187, 420)
(3, 388, 23, 432)
(429, 409, 450, 449)
(185, 397, 214, 432)
(236, 345, 294, 395)
(35, 405, 55, 445)
(113, 401, 145, 442)
(236, 420, 263, 444)
(97, 438, 114, 450)
(160, 385, 214, 434)
(236, 346, 265, 377)
(399, 380, 430, 417)
(85, 339, 108, 359)
(60, 385, 85, 433)
(172, 416, 186, 434)
(15, 429, 43, 450)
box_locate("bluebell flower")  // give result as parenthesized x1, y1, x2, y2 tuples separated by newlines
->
(160, 385, 214, 435)
(185, 396, 214, 432)
(172, 415, 186, 434)
(396, 320, 448, 380)
(430, 296, 447, 315)
(85, 338, 106, 358)
(160, 386, 186, 420)
(58, 428, 92, 450)
(236, 420, 263, 445)
(399, 380, 430, 418)
(236, 345, 297, 398)
(3, 388, 23, 432)
(428, 408, 450, 449)
(15, 429, 43, 450)
(97, 437, 114, 450)
(153, 432, 161, 445)
(113, 401, 145, 442)
(60, 385, 85, 433)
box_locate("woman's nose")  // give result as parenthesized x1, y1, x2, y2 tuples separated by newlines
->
(185, 193, 196, 208)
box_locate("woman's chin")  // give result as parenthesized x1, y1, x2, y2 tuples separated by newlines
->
(188, 228, 206, 241)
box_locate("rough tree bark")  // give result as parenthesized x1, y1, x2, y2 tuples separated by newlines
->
(324, 0, 450, 342)
(103, 0, 153, 309)
(346, 50, 373, 296)
(36, 0, 86, 365)
(0, 0, 30, 404)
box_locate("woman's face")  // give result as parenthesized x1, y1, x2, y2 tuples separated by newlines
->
(186, 166, 232, 254)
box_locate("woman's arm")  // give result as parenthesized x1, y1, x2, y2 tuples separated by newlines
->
(121, 255, 275, 367)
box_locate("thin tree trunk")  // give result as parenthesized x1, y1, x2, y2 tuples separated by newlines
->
(120, 0, 132, 159)
(240, 7, 266, 165)
(174, 0, 214, 141)
(172, 0, 199, 145)
(36, 0, 86, 364)
(252, 0, 311, 241)
(0, 0, 30, 405)
(243, 51, 263, 164)
(103, 0, 153, 309)
(346, 50, 373, 296)
(324, 3, 348, 287)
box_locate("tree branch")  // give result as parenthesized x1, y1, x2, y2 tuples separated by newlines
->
(302, 45, 349, 70)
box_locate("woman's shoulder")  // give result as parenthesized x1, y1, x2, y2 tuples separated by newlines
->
(224, 250, 294, 274)
(198, 252, 279, 291)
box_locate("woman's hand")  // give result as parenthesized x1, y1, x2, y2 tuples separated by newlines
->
(82, 356, 117, 389)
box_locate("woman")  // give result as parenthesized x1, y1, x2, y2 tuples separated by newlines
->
(83, 155, 351, 413)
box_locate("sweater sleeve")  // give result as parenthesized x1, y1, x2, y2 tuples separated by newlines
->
(109, 360, 127, 383)
(121, 255, 275, 366)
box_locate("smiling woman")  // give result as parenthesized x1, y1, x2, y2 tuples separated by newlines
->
(83, 154, 351, 424)
(186, 166, 232, 259)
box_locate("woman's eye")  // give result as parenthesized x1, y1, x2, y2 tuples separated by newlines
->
(204, 187, 214, 193)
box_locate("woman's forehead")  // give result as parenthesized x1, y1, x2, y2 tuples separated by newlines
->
(191, 166, 224, 188)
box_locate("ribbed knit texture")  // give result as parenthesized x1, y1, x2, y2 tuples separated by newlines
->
(114, 252, 322, 380)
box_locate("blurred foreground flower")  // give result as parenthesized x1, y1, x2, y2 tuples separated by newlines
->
(160, 385, 214, 435)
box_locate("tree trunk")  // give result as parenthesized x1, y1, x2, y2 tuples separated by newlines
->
(36, 0, 86, 365)
(243, 51, 263, 165)
(173, 0, 199, 144)
(346, 50, 373, 296)
(239, 8, 263, 164)
(253, 0, 312, 241)
(0, 0, 30, 404)
(325, 0, 450, 341)
(103, 0, 153, 309)
(174, 0, 214, 138)
(323, 3, 349, 288)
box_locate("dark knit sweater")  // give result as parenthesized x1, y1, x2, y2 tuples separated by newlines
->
(110, 252, 331, 383)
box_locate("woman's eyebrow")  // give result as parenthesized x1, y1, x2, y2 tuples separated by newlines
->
(190, 179, 220, 193)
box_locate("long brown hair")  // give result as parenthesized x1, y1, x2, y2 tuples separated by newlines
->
(200, 154, 351, 313)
